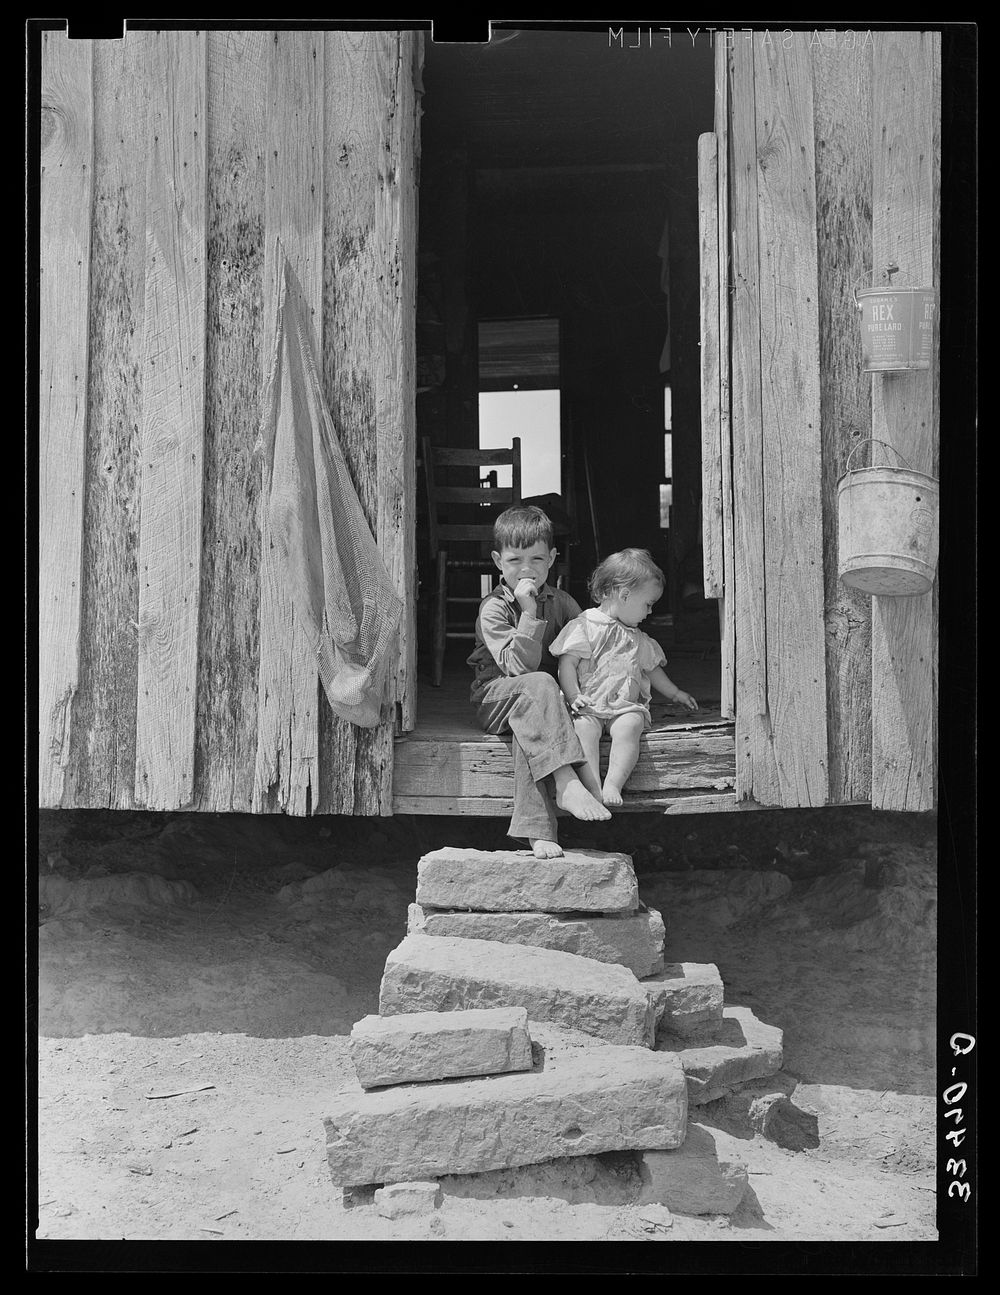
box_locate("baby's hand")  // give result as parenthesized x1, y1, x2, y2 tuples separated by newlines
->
(675, 691, 699, 712)
(570, 695, 591, 715)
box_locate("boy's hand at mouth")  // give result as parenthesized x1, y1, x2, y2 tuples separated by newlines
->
(514, 577, 539, 613)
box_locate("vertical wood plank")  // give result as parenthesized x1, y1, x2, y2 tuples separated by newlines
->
(331, 30, 388, 815)
(64, 33, 147, 810)
(254, 29, 325, 815)
(729, 42, 780, 803)
(395, 31, 421, 734)
(38, 33, 93, 807)
(134, 29, 208, 809)
(698, 131, 724, 600)
(754, 36, 828, 806)
(870, 31, 938, 811)
(318, 31, 367, 814)
(195, 30, 267, 811)
(812, 36, 874, 804)
(931, 35, 940, 753)
(370, 30, 417, 756)
(715, 39, 736, 720)
(321, 30, 414, 813)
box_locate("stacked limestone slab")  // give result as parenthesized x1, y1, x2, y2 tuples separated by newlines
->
(324, 847, 785, 1215)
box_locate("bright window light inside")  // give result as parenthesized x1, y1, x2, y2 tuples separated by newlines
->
(664, 433, 673, 479)
(663, 385, 672, 431)
(659, 483, 672, 529)
(478, 389, 561, 497)
(479, 388, 562, 594)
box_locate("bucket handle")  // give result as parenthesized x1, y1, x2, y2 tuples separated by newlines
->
(852, 262, 911, 305)
(844, 438, 913, 473)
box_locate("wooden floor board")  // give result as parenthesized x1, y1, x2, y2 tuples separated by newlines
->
(393, 666, 738, 815)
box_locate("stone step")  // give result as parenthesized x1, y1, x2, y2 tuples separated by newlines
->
(379, 934, 657, 1048)
(373, 1181, 441, 1219)
(656, 1005, 784, 1105)
(639, 1122, 749, 1215)
(350, 1007, 534, 1089)
(407, 902, 665, 979)
(415, 847, 639, 914)
(324, 1022, 687, 1187)
(641, 962, 725, 1039)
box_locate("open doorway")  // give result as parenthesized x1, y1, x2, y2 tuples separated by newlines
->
(477, 315, 564, 594)
(414, 28, 717, 702)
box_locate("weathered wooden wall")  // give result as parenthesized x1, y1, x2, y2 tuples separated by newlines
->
(811, 33, 875, 806)
(254, 29, 324, 818)
(729, 40, 781, 805)
(40, 34, 93, 809)
(869, 32, 939, 811)
(38, 28, 421, 814)
(714, 38, 736, 721)
(698, 132, 723, 603)
(196, 30, 267, 812)
(708, 30, 939, 809)
(319, 32, 419, 815)
(66, 34, 147, 810)
(134, 31, 208, 811)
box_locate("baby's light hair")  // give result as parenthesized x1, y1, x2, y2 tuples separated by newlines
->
(589, 548, 665, 604)
(493, 504, 554, 552)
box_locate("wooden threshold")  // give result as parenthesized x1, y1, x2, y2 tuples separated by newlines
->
(392, 667, 739, 817)
(392, 790, 759, 817)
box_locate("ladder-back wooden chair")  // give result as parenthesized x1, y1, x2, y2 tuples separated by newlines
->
(422, 436, 521, 687)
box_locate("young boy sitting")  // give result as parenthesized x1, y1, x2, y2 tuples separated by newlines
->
(467, 505, 611, 858)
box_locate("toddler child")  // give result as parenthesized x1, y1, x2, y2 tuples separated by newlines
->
(549, 548, 699, 806)
(467, 505, 611, 859)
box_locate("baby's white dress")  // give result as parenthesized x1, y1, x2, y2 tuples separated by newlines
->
(548, 607, 667, 728)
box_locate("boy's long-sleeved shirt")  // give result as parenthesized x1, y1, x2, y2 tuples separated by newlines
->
(467, 581, 584, 695)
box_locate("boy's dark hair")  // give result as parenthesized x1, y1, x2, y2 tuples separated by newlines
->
(589, 548, 666, 603)
(493, 504, 554, 552)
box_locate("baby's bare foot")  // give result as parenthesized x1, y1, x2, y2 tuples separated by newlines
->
(555, 778, 612, 822)
(529, 837, 564, 859)
(601, 780, 624, 807)
(576, 763, 605, 803)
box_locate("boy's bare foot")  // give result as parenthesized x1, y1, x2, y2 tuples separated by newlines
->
(555, 778, 612, 822)
(529, 837, 564, 860)
(601, 780, 624, 807)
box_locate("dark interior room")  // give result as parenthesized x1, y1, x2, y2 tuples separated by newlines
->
(415, 29, 717, 681)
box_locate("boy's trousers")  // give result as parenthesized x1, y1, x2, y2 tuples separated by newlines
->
(472, 671, 587, 842)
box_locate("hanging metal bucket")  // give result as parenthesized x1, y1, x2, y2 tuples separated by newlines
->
(837, 439, 939, 596)
(854, 272, 936, 372)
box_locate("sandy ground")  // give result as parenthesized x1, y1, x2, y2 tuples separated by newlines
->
(30, 805, 949, 1267)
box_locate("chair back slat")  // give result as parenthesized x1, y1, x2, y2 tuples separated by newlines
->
(432, 486, 516, 506)
(422, 436, 521, 560)
(422, 436, 525, 684)
(431, 446, 520, 468)
(436, 524, 499, 544)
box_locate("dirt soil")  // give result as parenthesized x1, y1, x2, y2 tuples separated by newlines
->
(31, 805, 940, 1260)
